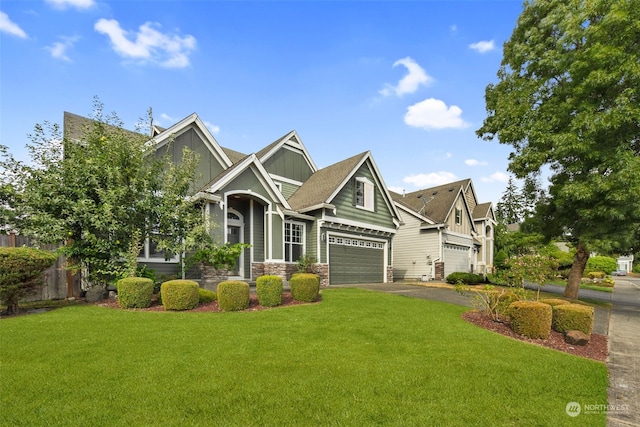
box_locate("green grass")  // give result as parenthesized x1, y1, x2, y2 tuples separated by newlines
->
(1, 288, 607, 426)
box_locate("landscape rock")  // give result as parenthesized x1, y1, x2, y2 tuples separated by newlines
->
(85, 286, 106, 303)
(565, 330, 590, 346)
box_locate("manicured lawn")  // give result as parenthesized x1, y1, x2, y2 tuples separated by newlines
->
(1, 288, 607, 426)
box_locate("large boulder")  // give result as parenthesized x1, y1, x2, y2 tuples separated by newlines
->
(564, 330, 590, 346)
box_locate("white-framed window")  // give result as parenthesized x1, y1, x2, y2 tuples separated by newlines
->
(284, 221, 305, 262)
(355, 177, 375, 211)
(455, 208, 462, 225)
(138, 232, 179, 262)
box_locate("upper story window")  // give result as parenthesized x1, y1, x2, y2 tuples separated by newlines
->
(455, 208, 462, 225)
(355, 177, 375, 211)
(284, 221, 305, 262)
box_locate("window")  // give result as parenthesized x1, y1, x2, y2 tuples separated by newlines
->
(284, 221, 305, 262)
(355, 177, 374, 211)
(455, 208, 462, 225)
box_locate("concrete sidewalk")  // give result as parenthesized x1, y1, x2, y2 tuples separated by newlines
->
(331, 280, 639, 426)
(607, 278, 640, 427)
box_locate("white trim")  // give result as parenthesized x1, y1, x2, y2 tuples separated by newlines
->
(269, 173, 304, 187)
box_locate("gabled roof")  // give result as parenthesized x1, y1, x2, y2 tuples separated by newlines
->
(256, 130, 318, 173)
(63, 111, 144, 143)
(153, 113, 234, 169)
(288, 152, 367, 212)
(391, 180, 471, 224)
(473, 202, 494, 220)
(199, 154, 291, 209)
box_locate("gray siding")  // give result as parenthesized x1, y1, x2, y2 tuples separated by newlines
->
(392, 209, 440, 280)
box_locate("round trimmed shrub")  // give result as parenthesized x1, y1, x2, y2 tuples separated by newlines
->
(198, 288, 217, 303)
(161, 280, 200, 311)
(290, 273, 320, 302)
(217, 280, 250, 311)
(256, 275, 283, 307)
(116, 277, 154, 308)
(539, 298, 570, 307)
(508, 301, 552, 339)
(446, 272, 485, 285)
(552, 303, 594, 335)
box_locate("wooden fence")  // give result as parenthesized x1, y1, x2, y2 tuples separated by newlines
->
(0, 233, 80, 300)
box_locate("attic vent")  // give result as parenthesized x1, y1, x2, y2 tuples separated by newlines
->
(432, 191, 438, 196)
(448, 187, 454, 192)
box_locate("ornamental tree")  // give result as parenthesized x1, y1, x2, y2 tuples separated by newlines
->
(477, 0, 640, 299)
(3, 99, 204, 287)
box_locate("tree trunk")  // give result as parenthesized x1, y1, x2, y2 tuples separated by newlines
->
(563, 242, 589, 299)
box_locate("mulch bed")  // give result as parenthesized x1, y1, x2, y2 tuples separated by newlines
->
(97, 291, 314, 312)
(462, 310, 608, 362)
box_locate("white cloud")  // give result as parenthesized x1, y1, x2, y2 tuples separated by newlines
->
(94, 19, 197, 68)
(46, 35, 80, 61)
(204, 121, 220, 135)
(45, 0, 95, 10)
(404, 98, 468, 130)
(465, 159, 488, 166)
(0, 12, 27, 38)
(379, 57, 432, 97)
(159, 113, 175, 124)
(403, 171, 458, 188)
(449, 24, 457, 34)
(387, 186, 405, 194)
(469, 40, 495, 53)
(481, 171, 510, 183)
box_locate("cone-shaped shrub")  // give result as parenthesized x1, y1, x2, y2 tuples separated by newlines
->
(508, 301, 552, 339)
(290, 273, 320, 302)
(217, 280, 250, 311)
(161, 280, 200, 311)
(116, 277, 154, 308)
(256, 275, 283, 307)
(552, 303, 594, 335)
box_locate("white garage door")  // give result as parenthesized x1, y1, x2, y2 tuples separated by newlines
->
(444, 244, 470, 277)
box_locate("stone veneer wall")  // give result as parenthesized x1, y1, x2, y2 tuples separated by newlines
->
(200, 266, 229, 291)
(252, 262, 329, 287)
(386, 266, 393, 284)
(435, 262, 445, 281)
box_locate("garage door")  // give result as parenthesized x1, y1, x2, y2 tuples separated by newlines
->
(328, 236, 384, 284)
(444, 244, 470, 277)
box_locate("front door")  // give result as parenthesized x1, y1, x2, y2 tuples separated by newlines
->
(226, 209, 244, 277)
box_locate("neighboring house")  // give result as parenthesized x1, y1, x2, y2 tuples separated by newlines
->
(64, 112, 400, 286)
(390, 179, 496, 281)
(617, 255, 634, 273)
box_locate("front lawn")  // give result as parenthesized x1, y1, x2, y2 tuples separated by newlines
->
(0, 288, 607, 426)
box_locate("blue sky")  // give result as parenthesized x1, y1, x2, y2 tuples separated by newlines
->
(1, 0, 525, 205)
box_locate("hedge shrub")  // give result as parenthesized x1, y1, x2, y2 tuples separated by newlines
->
(256, 275, 283, 307)
(539, 298, 570, 307)
(446, 272, 485, 285)
(198, 288, 217, 303)
(160, 280, 200, 311)
(508, 301, 552, 339)
(290, 273, 320, 302)
(587, 271, 606, 279)
(552, 303, 594, 335)
(487, 290, 520, 318)
(217, 280, 250, 311)
(585, 256, 617, 275)
(0, 247, 58, 314)
(116, 277, 154, 308)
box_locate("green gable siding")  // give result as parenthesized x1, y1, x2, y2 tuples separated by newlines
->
(262, 148, 313, 183)
(158, 128, 226, 191)
(208, 203, 225, 244)
(252, 204, 265, 262)
(279, 182, 300, 200)
(226, 168, 272, 201)
(330, 162, 396, 229)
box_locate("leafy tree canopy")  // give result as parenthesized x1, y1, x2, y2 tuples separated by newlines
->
(477, 0, 640, 297)
(2, 99, 204, 286)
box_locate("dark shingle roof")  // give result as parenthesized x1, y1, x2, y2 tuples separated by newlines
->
(391, 180, 471, 223)
(287, 152, 367, 211)
(473, 202, 492, 219)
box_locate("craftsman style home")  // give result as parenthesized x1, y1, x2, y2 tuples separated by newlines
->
(64, 112, 400, 286)
(390, 179, 496, 281)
